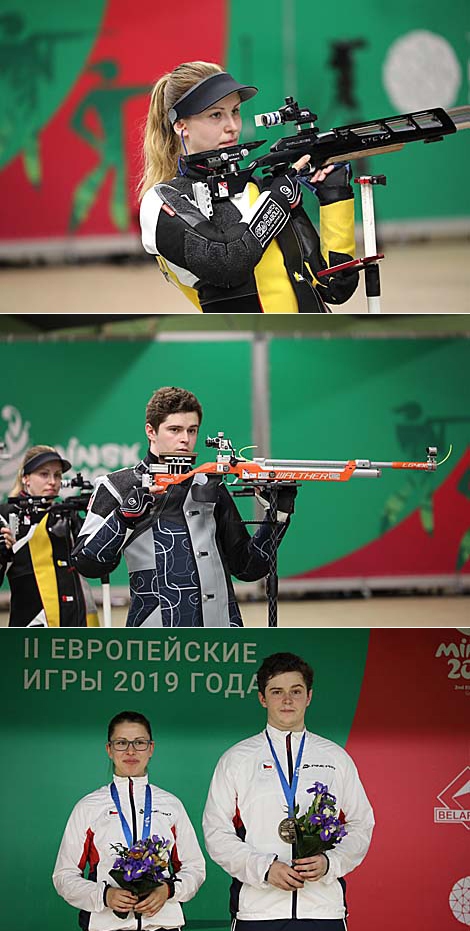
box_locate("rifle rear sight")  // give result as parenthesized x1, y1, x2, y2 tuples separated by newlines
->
(255, 96, 318, 129)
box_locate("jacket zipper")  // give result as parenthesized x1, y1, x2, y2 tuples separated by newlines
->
(128, 779, 142, 931)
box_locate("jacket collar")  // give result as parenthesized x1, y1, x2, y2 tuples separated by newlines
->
(266, 723, 306, 745)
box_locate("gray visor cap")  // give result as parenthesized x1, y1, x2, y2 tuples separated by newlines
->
(168, 72, 258, 123)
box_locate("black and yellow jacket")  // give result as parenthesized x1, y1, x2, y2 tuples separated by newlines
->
(140, 164, 359, 314)
(0, 496, 98, 628)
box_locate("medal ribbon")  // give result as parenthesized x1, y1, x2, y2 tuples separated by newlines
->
(110, 780, 152, 848)
(265, 730, 306, 817)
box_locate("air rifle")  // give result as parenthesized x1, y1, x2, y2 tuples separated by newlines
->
(9, 473, 94, 522)
(253, 99, 470, 173)
(142, 433, 442, 627)
(184, 102, 470, 195)
(143, 432, 439, 491)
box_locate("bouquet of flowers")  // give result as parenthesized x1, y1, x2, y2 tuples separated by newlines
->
(294, 781, 347, 859)
(109, 834, 173, 917)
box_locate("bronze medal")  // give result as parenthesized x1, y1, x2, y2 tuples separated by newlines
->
(278, 817, 297, 844)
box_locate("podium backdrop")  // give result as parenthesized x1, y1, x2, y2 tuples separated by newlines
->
(1, 627, 468, 930)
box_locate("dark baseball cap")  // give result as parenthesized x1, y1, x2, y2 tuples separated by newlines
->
(168, 71, 258, 123)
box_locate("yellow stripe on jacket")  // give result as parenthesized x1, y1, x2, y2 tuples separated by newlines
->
(248, 183, 298, 314)
(157, 256, 203, 312)
(319, 198, 356, 266)
(28, 515, 60, 627)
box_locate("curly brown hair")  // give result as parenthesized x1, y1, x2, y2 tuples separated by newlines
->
(145, 386, 203, 431)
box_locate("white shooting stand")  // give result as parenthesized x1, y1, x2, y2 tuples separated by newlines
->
(355, 174, 386, 314)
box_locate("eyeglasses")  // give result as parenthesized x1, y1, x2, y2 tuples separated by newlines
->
(109, 739, 152, 752)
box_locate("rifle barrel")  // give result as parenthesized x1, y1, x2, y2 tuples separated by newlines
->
(254, 457, 435, 472)
(255, 458, 370, 468)
(448, 105, 470, 130)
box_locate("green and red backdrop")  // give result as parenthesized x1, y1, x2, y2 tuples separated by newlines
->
(1, 627, 468, 930)
(0, 0, 468, 245)
(0, 336, 469, 587)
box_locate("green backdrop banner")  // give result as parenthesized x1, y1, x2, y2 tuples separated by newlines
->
(269, 338, 470, 576)
(228, 0, 470, 223)
(1, 627, 468, 930)
(1, 628, 370, 930)
(0, 0, 468, 245)
(1, 337, 469, 588)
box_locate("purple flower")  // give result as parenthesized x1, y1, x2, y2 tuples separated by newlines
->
(319, 804, 334, 816)
(309, 814, 322, 825)
(307, 781, 328, 795)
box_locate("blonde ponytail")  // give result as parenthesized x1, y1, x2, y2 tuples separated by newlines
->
(138, 61, 222, 197)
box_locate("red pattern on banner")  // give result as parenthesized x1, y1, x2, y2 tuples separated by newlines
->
(0, 0, 227, 239)
(344, 629, 470, 931)
(291, 449, 470, 580)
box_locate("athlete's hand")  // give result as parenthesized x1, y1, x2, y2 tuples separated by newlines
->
(311, 163, 354, 205)
(266, 858, 305, 890)
(255, 483, 297, 520)
(134, 883, 170, 916)
(105, 886, 139, 912)
(269, 171, 302, 209)
(292, 153, 335, 184)
(291, 153, 309, 172)
(119, 486, 156, 524)
(293, 853, 329, 881)
(148, 482, 168, 495)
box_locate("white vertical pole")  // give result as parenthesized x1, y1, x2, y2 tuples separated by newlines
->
(358, 177, 382, 314)
(101, 576, 112, 627)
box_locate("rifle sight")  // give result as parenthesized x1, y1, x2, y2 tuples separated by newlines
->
(254, 96, 317, 129)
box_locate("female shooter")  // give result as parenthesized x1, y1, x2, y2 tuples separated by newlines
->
(139, 61, 359, 314)
(0, 445, 98, 627)
(53, 710, 205, 930)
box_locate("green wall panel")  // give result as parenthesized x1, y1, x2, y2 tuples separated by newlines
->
(227, 0, 470, 221)
(269, 338, 470, 575)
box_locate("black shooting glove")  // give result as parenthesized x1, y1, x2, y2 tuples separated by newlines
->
(268, 170, 302, 209)
(255, 484, 298, 522)
(0, 532, 11, 565)
(119, 486, 155, 526)
(313, 163, 354, 206)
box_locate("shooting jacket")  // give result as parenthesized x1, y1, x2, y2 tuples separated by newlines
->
(53, 774, 205, 931)
(0, 496, 97, 628)
(72, 453, 292, 628)
(203, 724, 375, 922)
(140, 166, 359, 313)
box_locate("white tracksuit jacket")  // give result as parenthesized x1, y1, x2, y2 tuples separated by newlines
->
(53, 774, 205, 930)
(203, 724, 374, 922)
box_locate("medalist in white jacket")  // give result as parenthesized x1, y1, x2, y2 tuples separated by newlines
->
(53, 774, 205, 930)
(203, 724, 374, 923)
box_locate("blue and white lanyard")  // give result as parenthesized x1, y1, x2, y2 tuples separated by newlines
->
(265, 730, 306, 817)
(110, 781, 152, 848)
